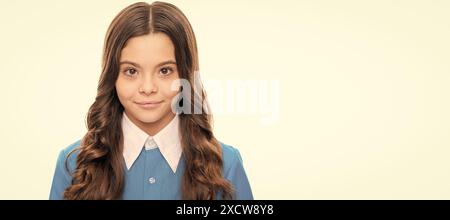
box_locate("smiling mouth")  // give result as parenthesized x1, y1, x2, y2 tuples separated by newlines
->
(134, 100, 163, 109)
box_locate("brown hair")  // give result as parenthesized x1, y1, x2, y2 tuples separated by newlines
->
(63, 1, 234, 200)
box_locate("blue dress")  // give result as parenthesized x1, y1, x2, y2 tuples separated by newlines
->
(49, 140, 253, 200)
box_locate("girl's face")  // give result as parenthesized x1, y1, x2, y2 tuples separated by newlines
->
(116, 33, 180, 135)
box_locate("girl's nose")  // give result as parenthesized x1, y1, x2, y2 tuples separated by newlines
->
(139, 74, 157, 95)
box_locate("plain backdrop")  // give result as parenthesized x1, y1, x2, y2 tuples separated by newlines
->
(1, 0, 450, 199)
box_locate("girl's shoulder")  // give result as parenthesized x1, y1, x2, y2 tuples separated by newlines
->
(63, 139, 82, 154)
(58, 140, 246, 174)
(219, 142, 246, 174)
(57, 139, 82, 172)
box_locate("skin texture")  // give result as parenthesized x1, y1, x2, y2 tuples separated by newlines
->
(116, 33, 180, 136)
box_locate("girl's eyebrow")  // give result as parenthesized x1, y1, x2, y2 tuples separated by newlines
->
(156, 60, 177, 67)
(119, 60, 177, 68)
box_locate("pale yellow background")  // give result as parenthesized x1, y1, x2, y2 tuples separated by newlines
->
(1, 0, 449, 199)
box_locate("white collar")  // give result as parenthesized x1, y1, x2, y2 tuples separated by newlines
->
(121, 112, 182, 173)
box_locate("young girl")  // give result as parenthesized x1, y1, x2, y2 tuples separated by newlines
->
(50, 1, 253, 200)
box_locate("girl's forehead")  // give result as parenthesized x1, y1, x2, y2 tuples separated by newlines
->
(120, 33, 176, 65)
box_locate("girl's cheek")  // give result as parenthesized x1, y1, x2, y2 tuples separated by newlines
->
(117, 82, 135, 100)
(162, 81, 180, 98)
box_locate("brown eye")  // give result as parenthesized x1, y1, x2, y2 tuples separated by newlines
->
(160, 67, 173, 75)
(125, 68, 137, 76)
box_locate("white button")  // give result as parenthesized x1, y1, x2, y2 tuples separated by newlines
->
(144, 138, 158, 150)
(148, 177, 156, 184)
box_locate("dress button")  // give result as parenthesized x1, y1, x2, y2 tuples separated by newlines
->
(148, 177, 156, 184)
(145, 138, 158, 150)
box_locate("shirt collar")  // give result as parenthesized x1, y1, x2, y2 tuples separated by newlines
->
(121, 112, 182, 173)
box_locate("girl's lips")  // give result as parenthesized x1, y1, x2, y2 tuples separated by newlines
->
(134, 100, 163, 109)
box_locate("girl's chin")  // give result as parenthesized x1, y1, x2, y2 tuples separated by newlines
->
(134, 115, 161, 124)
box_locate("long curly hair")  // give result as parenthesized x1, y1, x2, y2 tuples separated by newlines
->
(63, 1, 234, 200)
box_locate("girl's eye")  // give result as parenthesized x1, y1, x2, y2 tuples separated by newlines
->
(160, 67, 173, 76)
(124, 68, 137, 76)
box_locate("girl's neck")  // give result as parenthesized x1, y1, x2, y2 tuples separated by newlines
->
(125, 111, 176, 136)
